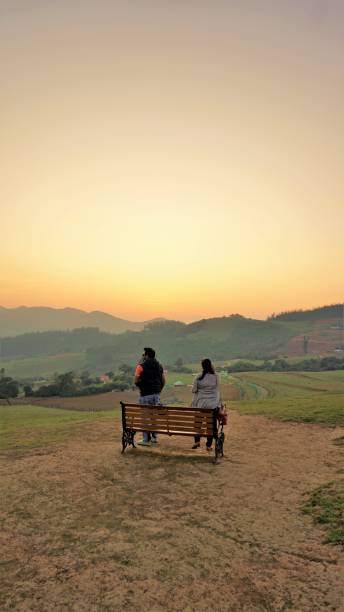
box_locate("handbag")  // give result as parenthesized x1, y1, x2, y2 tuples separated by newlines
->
(217, 402, 228, 425)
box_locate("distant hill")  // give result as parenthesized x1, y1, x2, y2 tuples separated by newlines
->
(0, 328, 114, 359)
(268, 304, 344, 356)
(0, 306, 148, 337)
(269, 304, 343, 323)
(1, 304, 343, 378)
(85, 316, 295, 370)
(85, 307, 344, 369)
(0, 315, 293, 366)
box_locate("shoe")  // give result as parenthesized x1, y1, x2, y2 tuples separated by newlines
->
(150, 438, 158, 444)
(138, 440, 151, 446)
(206, 446, 213, 452)
(192, 443, 200, 449)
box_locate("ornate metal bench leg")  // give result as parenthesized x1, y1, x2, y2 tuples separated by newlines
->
(121, 431, 128, 454)
(129, 430, 136, 448)
(121, 429, 137, 453)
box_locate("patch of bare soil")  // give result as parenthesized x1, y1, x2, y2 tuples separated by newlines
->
(0, 414, 343, 611)
(285, 319, 344, 356)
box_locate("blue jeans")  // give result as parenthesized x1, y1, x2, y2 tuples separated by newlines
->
(139, 394, 161, 442)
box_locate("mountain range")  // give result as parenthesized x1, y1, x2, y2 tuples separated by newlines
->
(0, 306, 160, 337)
(0, 304, 343, 378)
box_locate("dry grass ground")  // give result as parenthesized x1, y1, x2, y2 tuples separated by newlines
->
(1, 412, 344, 611)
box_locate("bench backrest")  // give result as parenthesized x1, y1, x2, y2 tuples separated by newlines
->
(121, 402, 216, 437)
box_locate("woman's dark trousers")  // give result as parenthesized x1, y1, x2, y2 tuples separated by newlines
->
(194, 434, 213, 447)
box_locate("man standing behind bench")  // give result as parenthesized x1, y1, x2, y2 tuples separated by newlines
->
(134, 347, 165, 446)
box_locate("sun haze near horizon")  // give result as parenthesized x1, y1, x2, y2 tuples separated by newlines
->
(1, 1, 344, 322)
(0, 302, 343, 326)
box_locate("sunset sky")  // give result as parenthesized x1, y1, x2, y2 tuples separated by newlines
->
(1, 0, 343, 322)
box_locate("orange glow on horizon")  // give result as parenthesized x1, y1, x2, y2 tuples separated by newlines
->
(1, 2, 343, 322)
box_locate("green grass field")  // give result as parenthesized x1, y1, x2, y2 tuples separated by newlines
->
(167, 369, 344, 398)
(2, 366, 343, 456)
(230, 393, 344, 426)
(0, 353, 86, 378)
(188, 355, 327, 370)
(223, 370, 344, 401)
(2, 371, 343, 455)
(191, 370, 344, 426)
(0, 405, 117, 452)
(165, 372, 194, 385)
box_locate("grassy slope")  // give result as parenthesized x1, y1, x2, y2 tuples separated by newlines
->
(221, 371, 344, 425)
(0, 405, 117, 452)
(188, 355, 331, 371)
(232, 371, 344, 399)
(164, 372, 194, 385)
(0, 353, 86, 378)
(230, 394, 344, 426)
(2, 371, 343, 455)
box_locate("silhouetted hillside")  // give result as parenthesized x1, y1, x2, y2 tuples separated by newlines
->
(0, 328, 114, 359)
(0, 306, 146, 336)
(0, 316, 293, 366)
(86, 316, 294, 370)
(2, 305, 343, 375)
(269, 304, 343, 322)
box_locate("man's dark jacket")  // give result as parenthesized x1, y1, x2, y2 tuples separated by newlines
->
(137, 358, 164, 397)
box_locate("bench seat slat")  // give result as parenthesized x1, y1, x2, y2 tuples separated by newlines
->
(125, 420, 213, 429)
(126, 424, 213, 433)
(125, 409, 213, 420)
(125, 427, 213, 437)
(124, 403, 213, 413)
(125, 407, 213, 415)
(126, 427, 213, 434)
(125, 413, 213, 424)
(126, 414, 212, 422)
(126, 421, 213, 433)
(126, 419, 213, 429)
(125, 415, 213, 424)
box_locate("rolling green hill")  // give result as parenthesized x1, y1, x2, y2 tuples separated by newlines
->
(1, 304, 343, 378)
(85, 316, 294, 370)
(0, 328, 114, 359)
(0, 353, 86, 379)
(269, 303, 343, 323)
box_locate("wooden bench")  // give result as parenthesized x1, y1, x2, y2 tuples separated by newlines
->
(120, 402, 225, 462)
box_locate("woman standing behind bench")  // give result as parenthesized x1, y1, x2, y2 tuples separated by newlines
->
(191, 358, 220, 450)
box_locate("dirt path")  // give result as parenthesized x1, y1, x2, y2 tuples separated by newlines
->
(1, 413, 343, 611)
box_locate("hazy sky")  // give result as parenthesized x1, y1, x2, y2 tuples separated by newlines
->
(1, 0, 344, 321)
